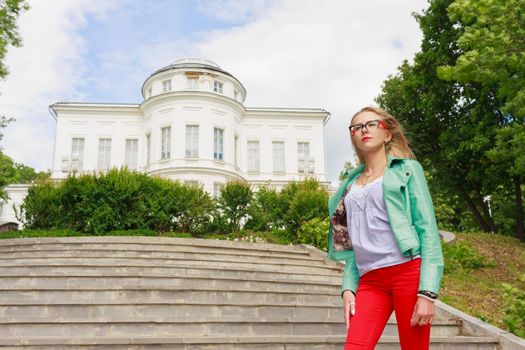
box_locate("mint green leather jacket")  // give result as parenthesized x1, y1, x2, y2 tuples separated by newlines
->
(328, 155, 444, 295)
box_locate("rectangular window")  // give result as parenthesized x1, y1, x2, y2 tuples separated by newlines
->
(146, 133, 151, 165)
(234, 135, 239, 167)
(161, 127, 171, 160)
(213, 182, 223, 198)
(298, 141, 310, 159)
(162, 79, 172, 92)
(273, 141, 285, 173)
(185, 125, 199, 157)
(298, 141, 310, 173)
(71, 137, 85, 171)
(247, 141, 260, 172)
(125, 139, 138, 169)
(234, 90, 238, 100)
(213, 81, 223, 93)
(98, 138, 112, 170)
(214, 127, 224, 160)
(148, 87, 152, 98)
(187, 77, 198, 89)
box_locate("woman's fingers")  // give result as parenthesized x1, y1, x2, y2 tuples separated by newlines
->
(342, 290, 356, 330)
(344, 306, 350, 330)
(411, 297, 435, 326)
(410, 301, 419, 326)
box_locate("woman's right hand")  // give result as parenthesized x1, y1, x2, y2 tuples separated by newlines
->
(342, 290, 356, 330)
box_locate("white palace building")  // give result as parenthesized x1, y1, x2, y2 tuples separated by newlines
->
(0, 58, 330, 229)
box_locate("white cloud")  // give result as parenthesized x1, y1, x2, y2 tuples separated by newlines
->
(0, 0, 120, 170)
(197, 0, 276, 23)
(0, 0, 428, 186)
(191, 0, 428, 184)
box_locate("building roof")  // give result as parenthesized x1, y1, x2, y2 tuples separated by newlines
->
(142, 58, 247, 98)
(150, 58, 237, 80)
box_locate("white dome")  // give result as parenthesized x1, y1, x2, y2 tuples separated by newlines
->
(171, 58, 220, 68)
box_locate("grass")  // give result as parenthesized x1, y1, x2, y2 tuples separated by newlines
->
(1, 228, 523, 333)
(0, 229, 193, 240)
(440, 231, 525, 329)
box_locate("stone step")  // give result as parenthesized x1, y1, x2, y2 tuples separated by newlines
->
(0, 237, 505, 350)
(0, 288, 342, 305)
(0, 290, 456, 320)
(0, 303, 341, 321)
(0, 317, 462, 338)
(0, 335, 499, 350)
(0, 264, 342, 283)
(0, 275, 340, 294)
(0, 249, 325, 266)
(0, 236, 308, 256)
(0, 257, 339, 275)
(0, 242, 317, 260)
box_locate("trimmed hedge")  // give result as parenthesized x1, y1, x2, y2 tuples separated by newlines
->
(18, 169, 329, 247)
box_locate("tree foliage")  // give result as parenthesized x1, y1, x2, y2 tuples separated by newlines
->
(245, 185, 286, 231)
(217, 180, 253, 232)
(438, 0, 525, 117)
(20, 169, 215, 235)
(0, 152, 48, 200)
(376, 0, 524, 238)
(0, 0, 29, 79)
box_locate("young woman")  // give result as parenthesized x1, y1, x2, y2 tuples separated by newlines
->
(327, 106, 444, 350)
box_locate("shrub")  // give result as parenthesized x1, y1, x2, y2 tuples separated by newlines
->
(502, 274, 525, 337)
(18, 181, 62, 229)
(217, 180, 253, 232)
(21, 168, 214, 235)
(175, 184, 215, 235)
(245, 185, 285, 231)
(59, 169, 153, 234)
(441, 240, 495, 273)
(283, 178, 328, 237)
(297, 217, 330, 251)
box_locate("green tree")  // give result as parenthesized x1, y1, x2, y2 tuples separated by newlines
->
(0, 152, 16, 200)
(438, 0, 525, 117)
(0, 0, 29, 141)
(0, 152, 47, 200)
(376, 0, 506, 234)
(486, 126, 525, 239)
(245, 185, 285, 231)
(217, 180, 253, 232)
(436, 0, 525, 238)
(0, 0, 29, 79)
(280, 178, 328, 237)
(0, 0, 30, 198)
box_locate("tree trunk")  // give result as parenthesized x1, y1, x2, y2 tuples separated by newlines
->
(513, 175, 524, 241)
(472, 183, 498, 233)
(456, 183, 492, 232)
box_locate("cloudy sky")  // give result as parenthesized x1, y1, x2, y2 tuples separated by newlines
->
(0, 0, 428, 185)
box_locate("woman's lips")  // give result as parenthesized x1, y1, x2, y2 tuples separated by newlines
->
(361, 136, 372, 141)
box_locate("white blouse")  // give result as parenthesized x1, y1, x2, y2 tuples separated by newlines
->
(344, 176, 412, 276)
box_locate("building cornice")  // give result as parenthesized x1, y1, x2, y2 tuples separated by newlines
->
(148, 166, 246, 181)
(140, 91, 247, 116)
(50, 102, 141, 116)
(245, 107, 330, 124)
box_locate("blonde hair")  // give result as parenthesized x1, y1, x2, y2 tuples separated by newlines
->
(350, 106, 416, 164)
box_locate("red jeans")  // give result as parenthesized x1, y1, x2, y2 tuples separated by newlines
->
(345, 258, 430, 350)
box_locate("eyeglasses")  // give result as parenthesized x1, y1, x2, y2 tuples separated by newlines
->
(348, 119, 386, 136)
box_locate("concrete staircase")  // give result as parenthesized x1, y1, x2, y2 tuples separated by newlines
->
(0, 236, 510, 349)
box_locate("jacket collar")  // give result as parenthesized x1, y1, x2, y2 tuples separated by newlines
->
(387, 154, 405, 168)
(346, 155, 404, 177)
